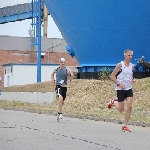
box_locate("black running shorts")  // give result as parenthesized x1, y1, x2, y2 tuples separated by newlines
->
(117, 89, 133, 102)
(55, 85, 67, 100)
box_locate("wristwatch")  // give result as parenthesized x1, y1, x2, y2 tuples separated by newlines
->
(117, 83, 120, 86)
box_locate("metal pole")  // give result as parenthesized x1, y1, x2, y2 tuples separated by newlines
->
(37, 0, 41, 82)
(48, 47, 49, 63)
(43, 4, 48, 38)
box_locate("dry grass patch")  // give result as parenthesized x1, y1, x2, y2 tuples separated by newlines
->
(1, 78, 150, 123)
(2, 81, 55, 92)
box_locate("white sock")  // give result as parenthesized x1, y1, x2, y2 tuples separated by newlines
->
(59, 114, 62, 119)
(114, 100, 118, 105)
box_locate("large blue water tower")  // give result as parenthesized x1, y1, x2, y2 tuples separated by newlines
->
(43, 0, 150, 72)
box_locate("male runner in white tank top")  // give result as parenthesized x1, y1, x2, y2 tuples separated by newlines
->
(108, 49, 135, 132)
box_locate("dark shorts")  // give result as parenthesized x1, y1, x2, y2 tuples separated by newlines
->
(55, 85, 67, 100)
(117, 89, 133, 102)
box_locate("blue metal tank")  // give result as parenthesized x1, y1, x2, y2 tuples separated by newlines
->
(43, 0, 150, 72)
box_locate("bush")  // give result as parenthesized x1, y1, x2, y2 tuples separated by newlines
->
(98, 67, 111, 80)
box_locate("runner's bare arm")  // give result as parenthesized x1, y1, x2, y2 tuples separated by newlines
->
(132, 64, 135, 84)
(51, 69, 56, 84)
(110, 63, 122, 84)
(67, 68, 74, 81)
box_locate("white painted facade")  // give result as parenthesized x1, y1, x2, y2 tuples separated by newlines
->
(3, 63, 59, 87)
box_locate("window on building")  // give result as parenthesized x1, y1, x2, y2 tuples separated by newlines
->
(7, 68, 10, 74)
(11, 66, 13, 73)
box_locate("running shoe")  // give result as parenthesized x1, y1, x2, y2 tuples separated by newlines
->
(57, 114, 60, 122)
(59, 114, 62, 119)
(57, 113, 62, 122)
(108, 98, 118, 109)
(122, 126, 131, 132)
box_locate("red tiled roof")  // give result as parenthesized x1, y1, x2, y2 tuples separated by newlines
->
(0, 50, 78, 84)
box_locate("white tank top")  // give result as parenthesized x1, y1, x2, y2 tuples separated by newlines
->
(115, 61, 133, 90)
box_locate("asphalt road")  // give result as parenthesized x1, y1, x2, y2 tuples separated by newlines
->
(0, 108, 150, 150)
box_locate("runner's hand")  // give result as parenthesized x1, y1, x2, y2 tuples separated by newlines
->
(52, 79, 55, 84)
(119, 83, 125, 90)
(131, 79, 136, 84)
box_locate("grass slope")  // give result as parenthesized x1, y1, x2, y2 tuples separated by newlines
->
(1, 78, 150, 124)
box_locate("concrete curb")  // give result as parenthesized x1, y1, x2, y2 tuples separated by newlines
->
(0, 92, 56, 104)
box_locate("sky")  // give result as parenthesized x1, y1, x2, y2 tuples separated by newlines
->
(0, 0, 63, 38)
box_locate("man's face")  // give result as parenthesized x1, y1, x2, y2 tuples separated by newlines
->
(60, 61, 65, 67)
(125, 51, 133, 61)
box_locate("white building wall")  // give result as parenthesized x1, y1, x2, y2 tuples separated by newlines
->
(3, 64, 59, 87)
(13, 65, 37, 85)
(41, 65, 57, 82)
